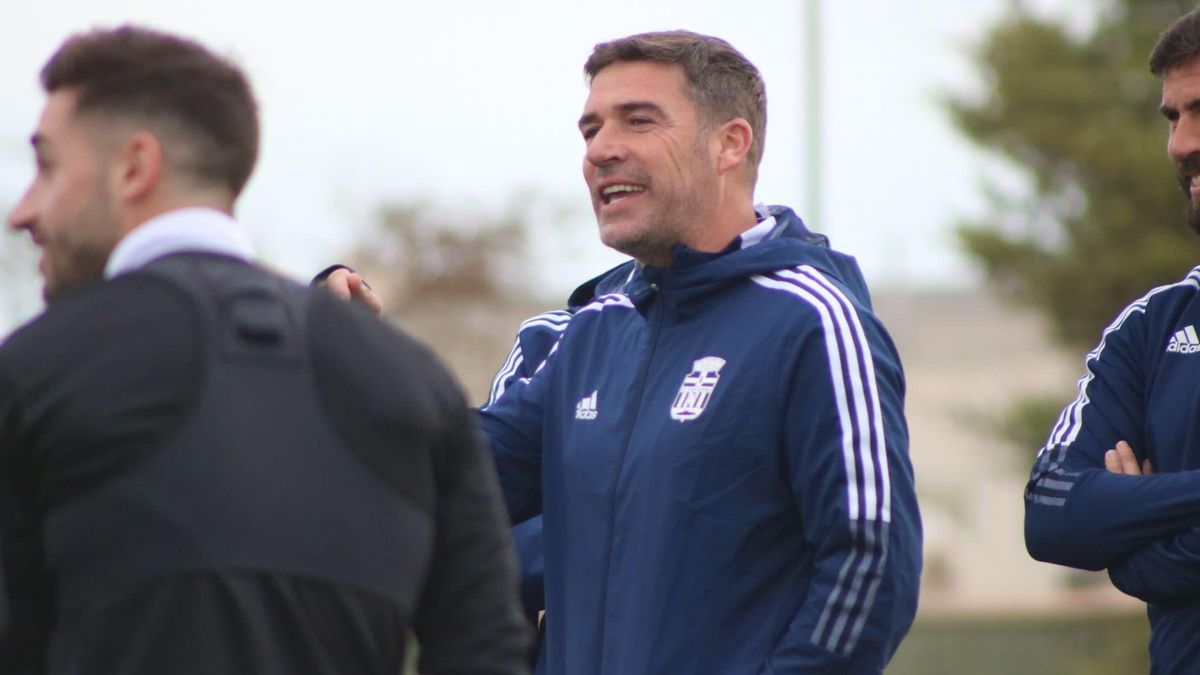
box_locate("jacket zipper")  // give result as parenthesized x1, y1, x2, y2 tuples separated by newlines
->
(596, 283, 665, 672)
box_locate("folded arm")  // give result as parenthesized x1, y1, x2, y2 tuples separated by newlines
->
(1024, 311, 1200, 570)
(1108, 525, 1200, 604)
(1096, 442, 1200, 604)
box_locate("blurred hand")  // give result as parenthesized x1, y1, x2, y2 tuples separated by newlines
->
(322, 267, 383, 317)
(1104, 440, 1154, 476)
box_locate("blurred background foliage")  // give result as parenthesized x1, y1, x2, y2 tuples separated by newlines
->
(894, 0, 1200, 670)
(949, 0, 1198, 350)
(349, 198, 532, 310)
(947, 0, 1199, 465)
(346, 194, 572, 404)
(0, 222, 39, 333)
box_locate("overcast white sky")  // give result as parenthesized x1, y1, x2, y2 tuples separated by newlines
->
(0, 0, 1097, 324)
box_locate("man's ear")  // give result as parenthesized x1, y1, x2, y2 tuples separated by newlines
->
(714, 118, 753, 177)
(110, 130, 163, 204)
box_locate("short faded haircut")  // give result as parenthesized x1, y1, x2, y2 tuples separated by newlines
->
(584, 30, 767, 186)
(41, 25, 259, 196)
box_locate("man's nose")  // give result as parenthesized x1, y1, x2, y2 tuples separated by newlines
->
(585, 126, 627, 167)
(6, 185, 37, 234)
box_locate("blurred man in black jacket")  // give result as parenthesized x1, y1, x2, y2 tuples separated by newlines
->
(0, 25, 529, 675)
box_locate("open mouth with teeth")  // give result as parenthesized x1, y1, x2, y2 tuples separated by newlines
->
(601, 184, 646, 205)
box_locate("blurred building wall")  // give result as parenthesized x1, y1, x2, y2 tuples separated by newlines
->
(877, 289, 1138, 615)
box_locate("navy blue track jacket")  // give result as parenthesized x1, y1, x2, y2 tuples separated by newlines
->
(486, 260, 630, 634)
(481, 206, 922, 675)
(1026, 267, 1200, 674)
(485, 207, 840, 628)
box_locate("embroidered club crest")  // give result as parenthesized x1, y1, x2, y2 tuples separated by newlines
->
(670, 356, 727, 422)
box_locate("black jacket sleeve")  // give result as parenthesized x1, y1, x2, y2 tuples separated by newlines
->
(414, 397, 532, 675)
(0, 362, 52, 675)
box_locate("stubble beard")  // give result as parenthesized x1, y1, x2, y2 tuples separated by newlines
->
(1177, 154, 1200, 237)
(1188, 200, 1200, 237)
(42, 184, 121, 303)
(600, 202, 682, 267)
(1187, 192, 1200, 237)
(598, 148, 719, 267)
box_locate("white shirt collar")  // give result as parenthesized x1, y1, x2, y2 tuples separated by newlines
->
(104, 207, 256, 278)
(737, 204, 778, 249)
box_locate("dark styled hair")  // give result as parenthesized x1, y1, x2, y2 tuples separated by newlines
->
(41, 25, 259, 196)
(584, 30, 767, 186)
(1151, 7, 1200, 76)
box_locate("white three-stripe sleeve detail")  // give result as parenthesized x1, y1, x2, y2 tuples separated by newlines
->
(752, 273, 863, 519)
(485, 338, 525, 407)
(518, 315, 573, 332)
(1044, 270, 1200, 452)
(576, 293, 635, 315)
(777, 268, 889, 653)
(534, 340, 561, 376)
(485, 310, 574, 408)
(752, 267, 891, 655)
(787, 266, 892, 521)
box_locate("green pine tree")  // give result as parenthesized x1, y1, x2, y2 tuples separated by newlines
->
(947, 1, 1200, 454)
(948, 0, 1199, 349)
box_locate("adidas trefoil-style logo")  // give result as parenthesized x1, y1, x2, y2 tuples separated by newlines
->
(670, 356, 727, 422)
(575, 390, 599, 420)
(1167, 325, 1200, 354)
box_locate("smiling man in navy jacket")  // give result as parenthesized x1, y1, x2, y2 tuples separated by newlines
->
(480, 31, 922, 675)
(1025, 8, 1200, 674)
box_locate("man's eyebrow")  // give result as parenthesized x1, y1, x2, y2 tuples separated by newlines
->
(577, 101, 667, 129)
(1161, 98, 1200, 117)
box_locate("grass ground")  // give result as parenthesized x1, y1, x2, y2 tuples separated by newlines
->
(405, 611, 1149, 674)
(887, 611, 1149, 675)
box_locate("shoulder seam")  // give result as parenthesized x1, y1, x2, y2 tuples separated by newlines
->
(575, 293, 635, 315)
(518, 309, 574, 332)
(486, 309, 580, 408)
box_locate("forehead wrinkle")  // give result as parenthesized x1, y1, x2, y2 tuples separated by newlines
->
(614, 101, 666, 115)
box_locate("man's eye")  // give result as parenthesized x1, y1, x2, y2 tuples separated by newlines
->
(629, 117, 651, 126)
(581, 127, 598, 141)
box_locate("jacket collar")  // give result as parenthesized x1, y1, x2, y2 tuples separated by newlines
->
(105, 207, 256, 279)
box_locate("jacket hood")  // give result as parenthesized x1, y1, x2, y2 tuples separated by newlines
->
(567, 205, 872, 310)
